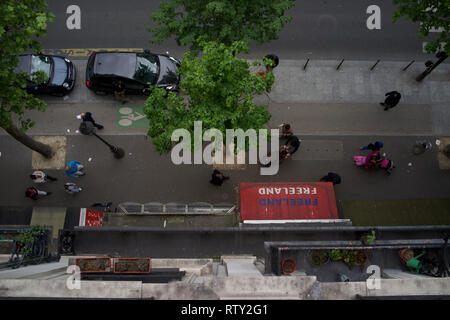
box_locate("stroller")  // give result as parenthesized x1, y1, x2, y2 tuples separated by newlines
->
(353, 150, 395, 174)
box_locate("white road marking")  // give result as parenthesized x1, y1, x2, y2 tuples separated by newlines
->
(66, 5, 81, 30)
(366, 5, 381, 30)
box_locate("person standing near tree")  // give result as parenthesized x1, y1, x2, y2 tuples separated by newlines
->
(30, 170, 57, 183)
(80, 112, 104, 129)
(279, 123, 293, 139)
(380, 91, 401, 111)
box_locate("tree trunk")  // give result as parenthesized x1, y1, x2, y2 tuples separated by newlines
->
(2, 123, 53, 158)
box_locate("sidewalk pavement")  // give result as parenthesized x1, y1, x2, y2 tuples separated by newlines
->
(0, 58, 449, 228)
(1, 133, 449, 208)
(2, 58, 448, 137)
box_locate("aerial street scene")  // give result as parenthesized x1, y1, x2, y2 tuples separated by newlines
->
(0, 0, 449, 309)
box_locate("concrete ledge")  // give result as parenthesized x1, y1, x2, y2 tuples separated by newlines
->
(150, 259, 213, 276)
(142, 282, 219, 300)
(202, 276, 317, 298)
(0, 262, 68, 280)
(0, 276, 449, 299)
(314, 282, 368, 300)
(367, 278, 450, 297)
(0, 279, 142, 298)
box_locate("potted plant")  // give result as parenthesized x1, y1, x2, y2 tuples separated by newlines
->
(362, 230, 376, 245)
(281, 258, 296, 274)
(342, 250, 368, 270)
(306, 250, 330, 267)
(328, 249, 344, 262)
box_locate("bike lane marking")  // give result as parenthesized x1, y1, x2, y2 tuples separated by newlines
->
(116, 105, 149, 129)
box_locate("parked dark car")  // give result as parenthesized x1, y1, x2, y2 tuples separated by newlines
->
(85, 51, 181, 95)
(14, 54, 76, 95)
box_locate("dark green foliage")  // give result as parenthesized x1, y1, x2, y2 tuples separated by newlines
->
(0, 0, 54, 131)
(149, 0, 295, 53)
(392, 0, 449, 54)
(143, 41, 273, 154)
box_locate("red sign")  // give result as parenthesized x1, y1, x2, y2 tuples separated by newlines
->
(79, 208, 103, 227)
(240, 182, 338, 222)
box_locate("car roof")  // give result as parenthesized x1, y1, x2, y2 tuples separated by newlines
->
(93, 52, 137, 79)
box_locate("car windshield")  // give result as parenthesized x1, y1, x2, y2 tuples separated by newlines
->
(133, 53, 159, 85)
(30, 55, 52, 79)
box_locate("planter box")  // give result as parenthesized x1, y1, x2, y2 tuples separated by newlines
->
(114, 258, 151, 274)
(75, 257, 111, 273)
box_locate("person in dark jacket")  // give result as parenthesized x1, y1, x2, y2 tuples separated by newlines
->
(360, 141, 384, 151)
(380, 91, 401, 110)
(320, 172, 342, 185)
(114, 80, 129, 104)
(81, 112, 104, 129)
(280, 135, 301, 160)
(210, 170, 229, 186)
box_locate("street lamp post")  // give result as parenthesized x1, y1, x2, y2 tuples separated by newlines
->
(416, 51, 448, 82)
(79, 122, 125, 159)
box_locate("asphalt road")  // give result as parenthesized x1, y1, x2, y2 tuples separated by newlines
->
(43, 0, 441, 60)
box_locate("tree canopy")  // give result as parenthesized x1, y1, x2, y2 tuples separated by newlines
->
(149, 0, 295, 52)
(392, 0, 449, 55)
(0, 0, 54, 131)
(143, 41, 274, 154)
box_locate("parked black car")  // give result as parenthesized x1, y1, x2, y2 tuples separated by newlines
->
(14, 54, 76, 95)
(85, 51, 181, 95)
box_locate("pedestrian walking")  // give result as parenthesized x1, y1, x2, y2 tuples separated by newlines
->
(280, 135, 301, 161)
(279, 123, 293, 139)
(80, 112, 104, 129)
(25, 187, 51, 200)
(210, 169, 229, 186)
(64, 160, 85, 178)
(64, 182, 82, 194)
(113, 80, 129, 104)
(360, 141, 384, 151)
(320, 172, 342, 185)
(30, 170, 57, 183)
(353, 150, 381, 169)
(380, 91, 401, 110)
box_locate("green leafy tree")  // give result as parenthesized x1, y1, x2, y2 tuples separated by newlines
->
(143, 41, 273, 154)
(149, 0, 295, 52)
(392, 0, 449, 55)
(0, 0, 55, 158)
